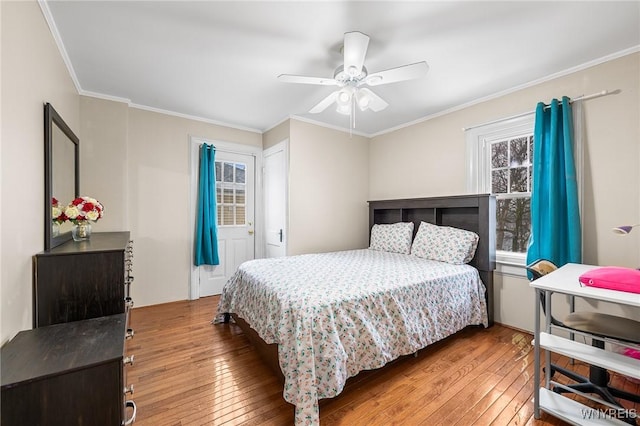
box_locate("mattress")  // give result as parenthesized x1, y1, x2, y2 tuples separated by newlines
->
(216, 248, 488, 425)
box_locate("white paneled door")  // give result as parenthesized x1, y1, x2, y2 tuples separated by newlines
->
(263, 141, 288, 258)
(198, 150, 256, 297)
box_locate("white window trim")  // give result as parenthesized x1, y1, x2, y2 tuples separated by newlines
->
(466, 114, 535, 277)
(466, 105, 584, 277)
(466, 114, 535, 194)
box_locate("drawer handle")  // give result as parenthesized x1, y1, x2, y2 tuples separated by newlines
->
(124, 400, 137, 425)
(124, 355, 135, 366)
(126, 328, 135, 340)
(124, 384, 134, 395)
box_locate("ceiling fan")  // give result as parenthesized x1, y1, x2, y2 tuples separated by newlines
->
(278, 31, 429, 122)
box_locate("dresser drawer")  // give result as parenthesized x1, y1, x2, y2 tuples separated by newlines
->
(1, 315, 126, 426)
(33, 232, 130, 327)
(2, 361, 122, 426)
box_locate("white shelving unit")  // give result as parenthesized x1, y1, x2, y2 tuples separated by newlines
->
(538, 388, 631, 426)
(530, 263, 640, 426)
(539, 333, 640, 380)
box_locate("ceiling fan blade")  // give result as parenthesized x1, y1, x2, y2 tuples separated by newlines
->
(365, 61, 430, 86)
(278, 74, 338, 86)
(309, 91, 339, 113)
(343, 31, 370, 77)
(358, 88, 388, 112)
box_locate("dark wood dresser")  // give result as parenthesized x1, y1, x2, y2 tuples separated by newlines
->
(1, 231, 137, 425)
(1, 314, 135, 426)
(33, 231, 133, 327)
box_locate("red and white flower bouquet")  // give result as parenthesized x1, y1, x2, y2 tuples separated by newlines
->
(51, 197, 68, 224)
(64, 196, 105, 224)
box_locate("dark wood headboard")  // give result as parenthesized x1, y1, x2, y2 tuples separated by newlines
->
(368, 194, 496, 326)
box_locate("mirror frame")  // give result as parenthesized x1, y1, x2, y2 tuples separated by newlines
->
(44, 103, 79, 250)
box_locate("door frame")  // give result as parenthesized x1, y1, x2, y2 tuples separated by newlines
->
(263, 139, 289, 257)
(188, 136, 263, 300)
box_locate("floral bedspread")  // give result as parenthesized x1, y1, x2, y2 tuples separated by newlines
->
(216, 249, 488, 425)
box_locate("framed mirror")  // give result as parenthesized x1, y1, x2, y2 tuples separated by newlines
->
(44, 103, 79, 250)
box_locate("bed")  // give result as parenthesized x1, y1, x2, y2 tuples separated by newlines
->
(216, 194, 496, 425)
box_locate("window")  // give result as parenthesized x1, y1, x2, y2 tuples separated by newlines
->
(215, 161, 246, 226)
(490, 134, 533, 253)
(466, 114, 535, 271)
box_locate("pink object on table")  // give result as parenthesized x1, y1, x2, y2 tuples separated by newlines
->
(579, 266, 640, 294)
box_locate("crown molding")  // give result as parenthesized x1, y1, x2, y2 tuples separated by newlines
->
(38, 0, 81, 93)
(79, 90, 131, 104)
(370, 45, 640, 138)
(38, 2, 638, 141)
(289, 115, 370, 138)
(263, 115, 291, 134)
(129, 103, 262, 134)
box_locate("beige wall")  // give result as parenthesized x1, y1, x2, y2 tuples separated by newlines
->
(265, 118, 371, 256)
(263, 119, 289, 150)
(80, 96, 129, 231)
(125, 108, 261, 306)
(78, 102, 263, 307)
(79, 104, 370, 306)
(370, 53, 640, 331)
(1, 1, 80, 343)
(288, 120, 370, 255)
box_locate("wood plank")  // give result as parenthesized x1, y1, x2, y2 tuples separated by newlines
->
(127, 296, 640, 425)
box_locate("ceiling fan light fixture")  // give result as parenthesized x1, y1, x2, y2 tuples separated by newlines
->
(347, 65, 359, 77)
(336, 103, 351, 115)
(280, 31, 427, 125)
(336, 87, 354, 106)
(356, 89, 370, 110)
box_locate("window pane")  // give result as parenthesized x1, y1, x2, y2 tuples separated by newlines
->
(510, 167, 528, 193)
(216, 163, 247, 226)
(215, 162, 222, 182)
(492, 169, 508, 193)
(235, 189, 245, 204)
(510, 137, 528, 166)
(496, 198, 531, 253)
(222, 206, 234, 225)
(235, 206, 245, 225)
(223, 163, 234, 183)
(217, 205, 221, 226)
(491, 141, 508, 168)
(223, 188, 233, 203)
(235, 163, 246, 183)
(529, 136, 534, 165)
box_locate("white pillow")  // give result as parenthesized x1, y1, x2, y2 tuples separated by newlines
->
(369, 222, 414, 255)
(410, 221, 479, 264)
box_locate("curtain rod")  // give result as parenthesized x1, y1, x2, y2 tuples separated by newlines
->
(462, 89, 619, 132)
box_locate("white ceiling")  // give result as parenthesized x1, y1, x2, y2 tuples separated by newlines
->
(45, 1, 640, 136)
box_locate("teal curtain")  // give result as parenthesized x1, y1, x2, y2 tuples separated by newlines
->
(194, 144, 220, 266)
(526, 97, 581, 270)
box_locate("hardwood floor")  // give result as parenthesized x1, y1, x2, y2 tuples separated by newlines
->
(126, 296, 639, 425)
